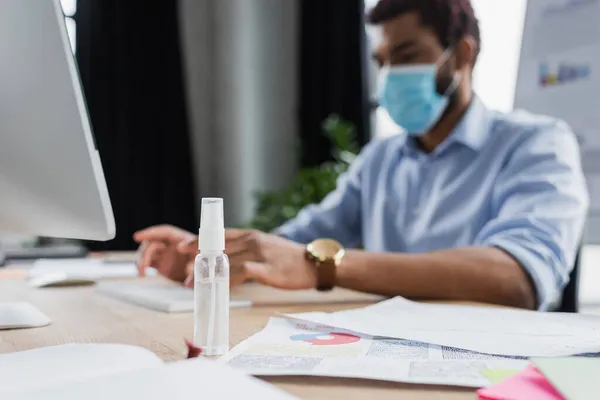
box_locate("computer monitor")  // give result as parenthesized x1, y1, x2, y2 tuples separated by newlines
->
(0, 0, 115, 243)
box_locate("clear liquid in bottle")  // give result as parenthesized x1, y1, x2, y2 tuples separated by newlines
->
(193, 252, 229, 356)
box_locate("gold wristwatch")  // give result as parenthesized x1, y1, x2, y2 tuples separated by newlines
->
(305, 239, 345, 291)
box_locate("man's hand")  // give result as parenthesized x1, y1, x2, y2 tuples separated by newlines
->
(134, 226, 316, 290)
(133, 225, 198, 286)
(225, 230, 316, 290)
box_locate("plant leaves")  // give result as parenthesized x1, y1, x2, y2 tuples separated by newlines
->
(244, 114, 359, 232)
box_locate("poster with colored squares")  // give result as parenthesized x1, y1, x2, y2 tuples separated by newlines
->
(515, 0, 600, 243)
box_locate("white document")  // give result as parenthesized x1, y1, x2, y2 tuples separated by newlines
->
(0, 343, 296, 399)
(283, 297, 600, 357)
(28, 259, 156, 281)
(0, 302, 51, 329)
(221, 318, 529, 388)
(0, 344, 163, 394)
(97, 281, 252, 313)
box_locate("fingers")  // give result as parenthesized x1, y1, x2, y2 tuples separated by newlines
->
(134, 225, 171, 242)
(134, 226, 248, 246)
(172, 229, 249, 256)
(183, 260, 195, 288)
(184, 273, 194, 288)
(227, 249, 258, 270)
(228, 262, 250, 288)
(224, 229, 256, 265)
(133, 225, 193, 244)
(136, 241, 147, 277)
(225, 229, 252, 241)
(243, 262, 277, 287)
(185, 260, 194, 278)
(230, 262, 248, 287)
(225, 240, 251, 258)
(177, 236, 198, 255)
(137, 241, 166, 276)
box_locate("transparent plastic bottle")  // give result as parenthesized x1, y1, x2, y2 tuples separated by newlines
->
(193, 198, 230, 356)
(193, 251, 229, 356)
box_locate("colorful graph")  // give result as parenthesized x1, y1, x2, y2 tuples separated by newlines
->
(290, 332, 361, 346)
(539, 62, 590, 87)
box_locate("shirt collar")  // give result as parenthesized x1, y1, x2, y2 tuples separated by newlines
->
(445, 94, 492, 152)
(400, 94, 492, 158)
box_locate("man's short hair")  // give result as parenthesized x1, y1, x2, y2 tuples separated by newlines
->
(366, 0, 481, 61)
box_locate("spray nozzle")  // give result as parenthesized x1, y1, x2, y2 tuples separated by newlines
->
(200, 198, 224, 229)
(198, 198, 225, 252)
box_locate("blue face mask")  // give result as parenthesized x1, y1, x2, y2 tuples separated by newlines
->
(378, 51, 460, 135)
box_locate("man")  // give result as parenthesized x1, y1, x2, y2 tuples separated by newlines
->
(136, 0, 588, 310)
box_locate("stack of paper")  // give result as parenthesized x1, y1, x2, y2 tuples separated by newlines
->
(221, 317, 530, 388)
(222, 296, 600, 390)
(282, 297, 600, 357)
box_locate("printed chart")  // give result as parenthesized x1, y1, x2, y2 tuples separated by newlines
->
(221, 318, 529, 388)
(289, 332, 361, 346)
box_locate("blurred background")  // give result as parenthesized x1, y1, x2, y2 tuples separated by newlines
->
(42, 0, 529, 252)
(4, 0, 600, 305)
(11, 0, 599, 252)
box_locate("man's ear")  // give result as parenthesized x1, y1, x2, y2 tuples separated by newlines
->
(455, 35, 477, 74)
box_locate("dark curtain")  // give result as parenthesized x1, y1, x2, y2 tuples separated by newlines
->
(75, 0, 197, 250)
(298, 0, 371, 167)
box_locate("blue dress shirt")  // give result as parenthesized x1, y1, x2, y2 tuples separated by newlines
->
(277, 96, 589, 311)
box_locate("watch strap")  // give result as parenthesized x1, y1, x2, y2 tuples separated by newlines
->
(316, 258, 336, 292)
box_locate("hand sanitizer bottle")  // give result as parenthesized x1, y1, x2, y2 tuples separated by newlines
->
(193, 198, 229, 356)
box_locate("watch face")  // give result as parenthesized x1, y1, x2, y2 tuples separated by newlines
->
(308, 239, 343, 261)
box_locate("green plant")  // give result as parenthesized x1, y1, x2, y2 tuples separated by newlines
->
(245, 115, 360, 232)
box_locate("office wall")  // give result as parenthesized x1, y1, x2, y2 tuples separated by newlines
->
(179, 0, 298, 227)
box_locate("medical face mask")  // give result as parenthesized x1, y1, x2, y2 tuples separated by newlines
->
(378, 50, 461, 135)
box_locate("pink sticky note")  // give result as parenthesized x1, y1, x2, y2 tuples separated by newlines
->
(477, 365, 566, 400)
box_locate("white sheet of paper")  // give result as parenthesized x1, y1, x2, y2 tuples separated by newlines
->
(0, 302, 51, 329)
(0, 345, 296, 399)
(220, 318, 529, 388)
(0, 344, 163, 394)
(283, 297, 600, 357)
(28, 259, 157, 280)
(97, 282, 252, 313)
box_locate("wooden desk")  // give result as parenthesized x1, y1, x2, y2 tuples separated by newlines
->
(0, 277, 476, 400)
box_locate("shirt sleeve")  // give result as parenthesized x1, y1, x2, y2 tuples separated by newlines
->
(274, 140, 381, 247)
(474, 121, 589, 311)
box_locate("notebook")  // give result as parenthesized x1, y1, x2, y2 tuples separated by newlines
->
(0, 344, 296, 399)
(97, 281, 252, 312)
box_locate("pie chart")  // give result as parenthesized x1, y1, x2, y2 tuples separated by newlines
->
(290, 332, 360, 345)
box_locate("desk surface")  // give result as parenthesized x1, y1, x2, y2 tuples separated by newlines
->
(0, 276, 476, 400)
